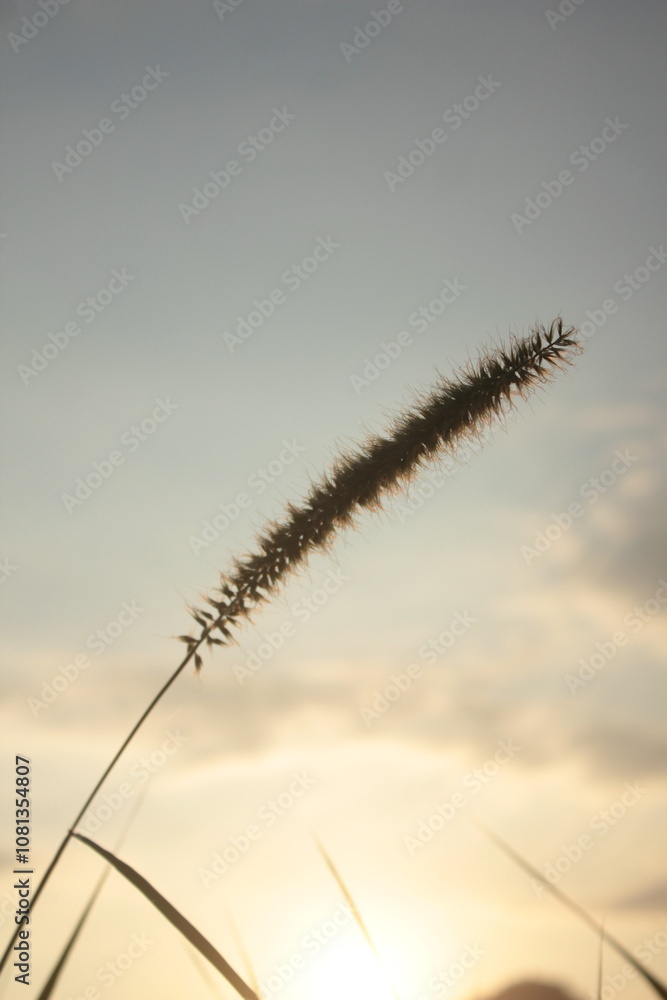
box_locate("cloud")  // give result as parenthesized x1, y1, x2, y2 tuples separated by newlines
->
(6, 411, 665, 796)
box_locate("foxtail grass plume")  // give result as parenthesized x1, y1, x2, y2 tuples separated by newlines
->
(183, 317, 581, 666)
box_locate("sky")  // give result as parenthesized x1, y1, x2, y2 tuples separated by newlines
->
(1, 0, 666, 998)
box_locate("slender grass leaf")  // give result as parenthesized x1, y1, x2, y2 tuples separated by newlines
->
(227, 912, 261, 998)
(72, 833, 260, 1000)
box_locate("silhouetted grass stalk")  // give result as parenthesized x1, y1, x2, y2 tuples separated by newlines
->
(0, 318, 580, 976)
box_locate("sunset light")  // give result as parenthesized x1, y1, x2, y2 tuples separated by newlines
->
(310, 939, 400, 1000)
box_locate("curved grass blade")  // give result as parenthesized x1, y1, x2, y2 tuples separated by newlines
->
(182, 943, 236, 999)
(72, 833, 260, 1000)
(227, 912, 261, 999)
(183, 913, 258, 1000)
(475, 820, 667, 1000)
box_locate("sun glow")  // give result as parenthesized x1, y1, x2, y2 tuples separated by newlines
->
(311, 939, 399, 1000)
